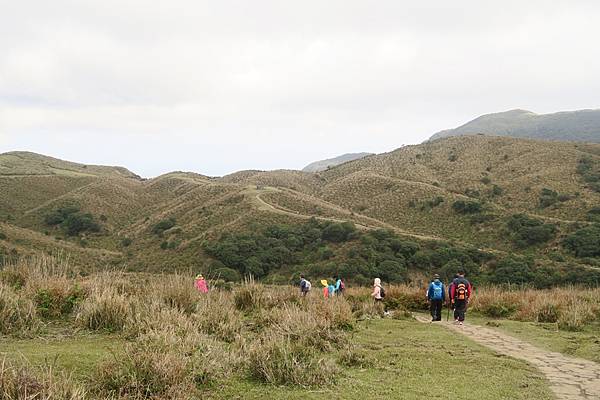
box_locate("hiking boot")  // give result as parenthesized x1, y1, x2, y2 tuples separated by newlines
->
(458, 321, 464, 326)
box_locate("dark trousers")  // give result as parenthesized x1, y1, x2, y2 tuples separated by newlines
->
(454, 300, 467, 321)
(430, 300, 443, 321)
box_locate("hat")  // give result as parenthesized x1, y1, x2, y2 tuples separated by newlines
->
(196, 274, 204, 280)
(433, 274, 440, 279)
(320, 279, 328, 287)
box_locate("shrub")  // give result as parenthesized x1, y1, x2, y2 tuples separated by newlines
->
(587, 207, 600, 223)
(212, 267, 240, 282)
(151, 218, 176, 236)
(0, 231, 6, 240)
(34, 282, 86, 318)
(539, 188, 559, 208)
(535, 303, 560, 323)
(44, 206, 100, 236)
(506, 214, 556, 247)
(120, 237, 133, 247)
(490, 185, 503, 196)
(321, 222, 356, 243)
(452, 200, 482, 214)
(563, 225, 600, 258)
(480, 176, 491, 185)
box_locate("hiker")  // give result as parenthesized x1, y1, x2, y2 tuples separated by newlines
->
(328, 281, 336, 297)
(194, 274, 208, 293)
(427, 274, 445, 322)
(333, 276, 344, 295)
(450, 271, 472, 325)
(321, 279, 329, 298)
(371, 278, 388, 314)
(300, 274, 311, 296)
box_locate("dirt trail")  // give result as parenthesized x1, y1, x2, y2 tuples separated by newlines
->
(247, 186, 509, 254)
(415, 316, 600, 399)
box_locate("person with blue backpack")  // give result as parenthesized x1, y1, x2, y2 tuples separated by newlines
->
(427, 274, 446, 322)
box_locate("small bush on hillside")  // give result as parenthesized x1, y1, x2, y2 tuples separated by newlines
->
(34, 282, 86, 319)
(464, 188, 481, 198)
(587, 207, 600, 223)
(321, 221, 356, 243)
(480, 176, 491, 185)
(506, 214, 557, 247)
(452, 200, 482, 214)
(0, 231, 6, 240)
(539, 188, 559, 208)
(44, 206, 100, 236)
(212, 267, 241, 282)
(120, 237, 132, 247)
(577, 157, 600, 192)
(486, 257, 534, 285)
(151, 218, 176, 236)
(490, 185, 503, 197)
(420, 196, 444, 211)
(563, 225, 600, 258)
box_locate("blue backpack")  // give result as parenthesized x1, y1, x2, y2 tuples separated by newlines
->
(432, 284, 443, 301)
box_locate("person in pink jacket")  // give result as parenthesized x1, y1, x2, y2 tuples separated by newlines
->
(194, 274, 209, 293)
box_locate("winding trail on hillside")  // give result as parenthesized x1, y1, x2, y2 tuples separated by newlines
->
(247, 186, 510, 254)
(247, 186, 444, 242)
(415, 316, 600, 399)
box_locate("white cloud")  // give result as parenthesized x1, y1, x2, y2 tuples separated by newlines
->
(1, 0, 599, 176)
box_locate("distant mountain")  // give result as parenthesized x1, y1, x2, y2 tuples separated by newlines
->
(302, 152, 373, 172)
(429, 109, 600, 143)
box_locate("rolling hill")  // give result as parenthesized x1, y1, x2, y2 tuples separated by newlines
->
(1, 136, 599, 281)
(429, 109, 600, 143)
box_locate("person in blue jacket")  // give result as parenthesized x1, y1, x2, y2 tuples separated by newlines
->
(427, 274, 446, 322)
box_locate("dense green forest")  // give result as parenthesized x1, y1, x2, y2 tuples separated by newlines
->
(204, 219, 600, 287)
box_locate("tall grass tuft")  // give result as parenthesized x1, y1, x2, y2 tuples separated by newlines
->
(246, 331, 339, 387)
(0, 284, 40, 335)
(0, 358, 86, 399)
(76, 288, 132, 332)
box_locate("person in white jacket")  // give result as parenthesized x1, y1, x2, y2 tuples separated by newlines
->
(371, 278, 388, 315)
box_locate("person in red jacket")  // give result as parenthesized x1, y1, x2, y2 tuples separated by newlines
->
(449, 271, 472, 325)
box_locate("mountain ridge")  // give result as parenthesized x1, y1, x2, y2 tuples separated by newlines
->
(429, 108, 600, 143)
(302, 152, 374, 172)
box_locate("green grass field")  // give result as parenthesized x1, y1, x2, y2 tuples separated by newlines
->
(0, 318, 554, 399)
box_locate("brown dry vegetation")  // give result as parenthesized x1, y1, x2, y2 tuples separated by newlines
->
(1, 255, 595, 399)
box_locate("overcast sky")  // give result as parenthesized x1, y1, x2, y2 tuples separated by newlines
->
(1, 1, 599, 177)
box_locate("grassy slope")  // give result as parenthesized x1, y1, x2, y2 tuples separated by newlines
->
(1, 136, 600, 272)
(0, 319, 554, 399)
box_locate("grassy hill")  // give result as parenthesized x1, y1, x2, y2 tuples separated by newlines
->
(302, 152, 373, 173)
(429, 109, 600, 143)
(1, 136, 599, 283)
